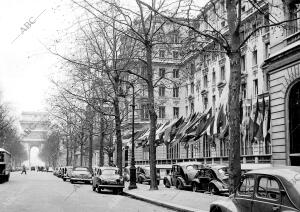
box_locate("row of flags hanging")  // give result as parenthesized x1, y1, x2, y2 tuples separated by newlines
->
(131, 84, 271, 148)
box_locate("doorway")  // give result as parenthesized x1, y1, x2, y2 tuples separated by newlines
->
(289, 81, 300, 166)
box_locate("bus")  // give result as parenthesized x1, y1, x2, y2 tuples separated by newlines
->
(0, 148, 11, 182)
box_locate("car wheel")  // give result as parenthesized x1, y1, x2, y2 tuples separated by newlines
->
(176, 180, 183, 190)
(164, 179, 171, 188)
(63, 178, 66, 182)
(209, 184, 219, 195)
(118, 189, 123, 195)
(97, 186, 101, 193)
(70, 180, 74, 184)
(157, 180, 160, 185)
(92, 185, 96, 191)
(192, 183, 198, 192)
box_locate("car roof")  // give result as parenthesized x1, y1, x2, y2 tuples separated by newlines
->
(99, 166, 118, 170)
(173, 162, 204, 167)
(246, 166, 300, 177)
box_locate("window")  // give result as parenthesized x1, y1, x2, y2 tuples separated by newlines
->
(191, 82, 194, 94)
(173, 86, 179, 97)
(241, 5, 246, 12)
(173, 69, 179, 78)
(238, 176, 255, 196)
(212, 95, 216, 111)
(289, 3, 300, 34)
(252, 22, 257, 36)
(158, 106, 166, 119)
(241, 83, 247, 99)
(141, 104, 149, 120)
(159, 50, 165, 58)
(159, 86, 165, 97)
(204, 75, 208, 88)
(241, 55, 246, 72)
(190, 63, 195, 77)
(191, 102, 194, 114)
(240, 29, 245, 42)
(173, 107, 179, 118)
(186, 85, 189, 97)
(257, 177, 280, 200)
(159, 68, 165, 78)
(253, 79, 258, 97)
(220, 66, 225, 81)
(221, 21, 226, 27)
(204, 97, 208, 110)
(171, 33, 179, 43)
(185, 106, 188, 116)
(264, 14, 270, 33)
(264, 43, 270, 59)
(252, 50, 258, 66)
(212, 69, 216, 85)
(173, 51, 179, 59)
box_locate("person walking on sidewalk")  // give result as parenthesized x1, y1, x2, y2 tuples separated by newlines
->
(21, 165, 27, 175)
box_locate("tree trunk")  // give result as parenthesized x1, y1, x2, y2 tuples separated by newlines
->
(80, 143, 83, 166)
(66, 139, 69, 166)
(146, 44, 158, 190)
(99, 115, 104, 166)
(114, 97, 123, 175)
(88, 127, 93, 172)
(226, 0, 242, 194)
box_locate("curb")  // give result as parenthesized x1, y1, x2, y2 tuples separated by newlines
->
(123, 190, 208, 212)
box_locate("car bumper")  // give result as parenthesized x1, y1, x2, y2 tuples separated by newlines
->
(98, 184, 124, 189)
(70, 178, 91, 182)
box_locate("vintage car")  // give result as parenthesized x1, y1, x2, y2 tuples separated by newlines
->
(136, 165, 160, 185)
(70, 167, 92, 184)
(191, 165, 229, 194)
(210, 166, 300, 212)
(92, 166, 124, 194)
(62, 166, 73, 181)
(163, 162, 204, 189)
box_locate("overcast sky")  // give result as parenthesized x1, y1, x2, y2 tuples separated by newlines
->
(0, 0, 208, 117)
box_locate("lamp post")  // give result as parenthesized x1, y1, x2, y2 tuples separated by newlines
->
(128, 82, 137, 190)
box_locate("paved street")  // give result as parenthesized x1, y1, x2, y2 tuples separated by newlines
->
(0, 172, 174, 212)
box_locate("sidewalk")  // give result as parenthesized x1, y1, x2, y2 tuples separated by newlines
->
(123, 182, 227, 212)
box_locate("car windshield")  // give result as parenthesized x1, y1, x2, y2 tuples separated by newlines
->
(73, 170, 90, 175)
(218, 167, 229, 177)
(74, 167, 88, 171)
(102, 169, 118, 175)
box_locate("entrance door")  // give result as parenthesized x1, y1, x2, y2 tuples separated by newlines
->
(289, 81, 300, 166)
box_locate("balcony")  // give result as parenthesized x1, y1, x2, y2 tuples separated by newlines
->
(287, 31, 300, 45)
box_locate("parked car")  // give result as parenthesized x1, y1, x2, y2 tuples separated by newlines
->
(163, 162, 204, 189)
(241, 163, 272, 175)
(70, 167, 92, 184)
(62, 166, 73, 181)
(209, 166, 300, 212)
(92, 166, 124, 194)
(136, 165, 160, 185)
(31, 166, 35, 171)
(191, 165, 229, 194)
(57, 167, 64, 178)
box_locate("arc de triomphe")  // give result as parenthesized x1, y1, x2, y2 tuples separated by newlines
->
(19, 112, 49, 167)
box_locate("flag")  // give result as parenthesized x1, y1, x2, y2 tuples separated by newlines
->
(195, 108, 212, 139)
(217, 105, 226, 134)
(255, 97, 265, 141)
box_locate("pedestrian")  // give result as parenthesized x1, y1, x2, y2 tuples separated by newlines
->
(21, 165, 27, 175)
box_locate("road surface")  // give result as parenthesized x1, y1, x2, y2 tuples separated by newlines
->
(0, 171, 174, 212)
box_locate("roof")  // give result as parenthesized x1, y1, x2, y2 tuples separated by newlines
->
(0, 148, 11, 155)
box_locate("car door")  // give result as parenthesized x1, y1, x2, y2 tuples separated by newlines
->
(252, 175, 282, 212)
(234, 175, 255, 212)
(198, 169, 210, 191)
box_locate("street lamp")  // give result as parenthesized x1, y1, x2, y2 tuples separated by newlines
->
(124, 82, 137, 190)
